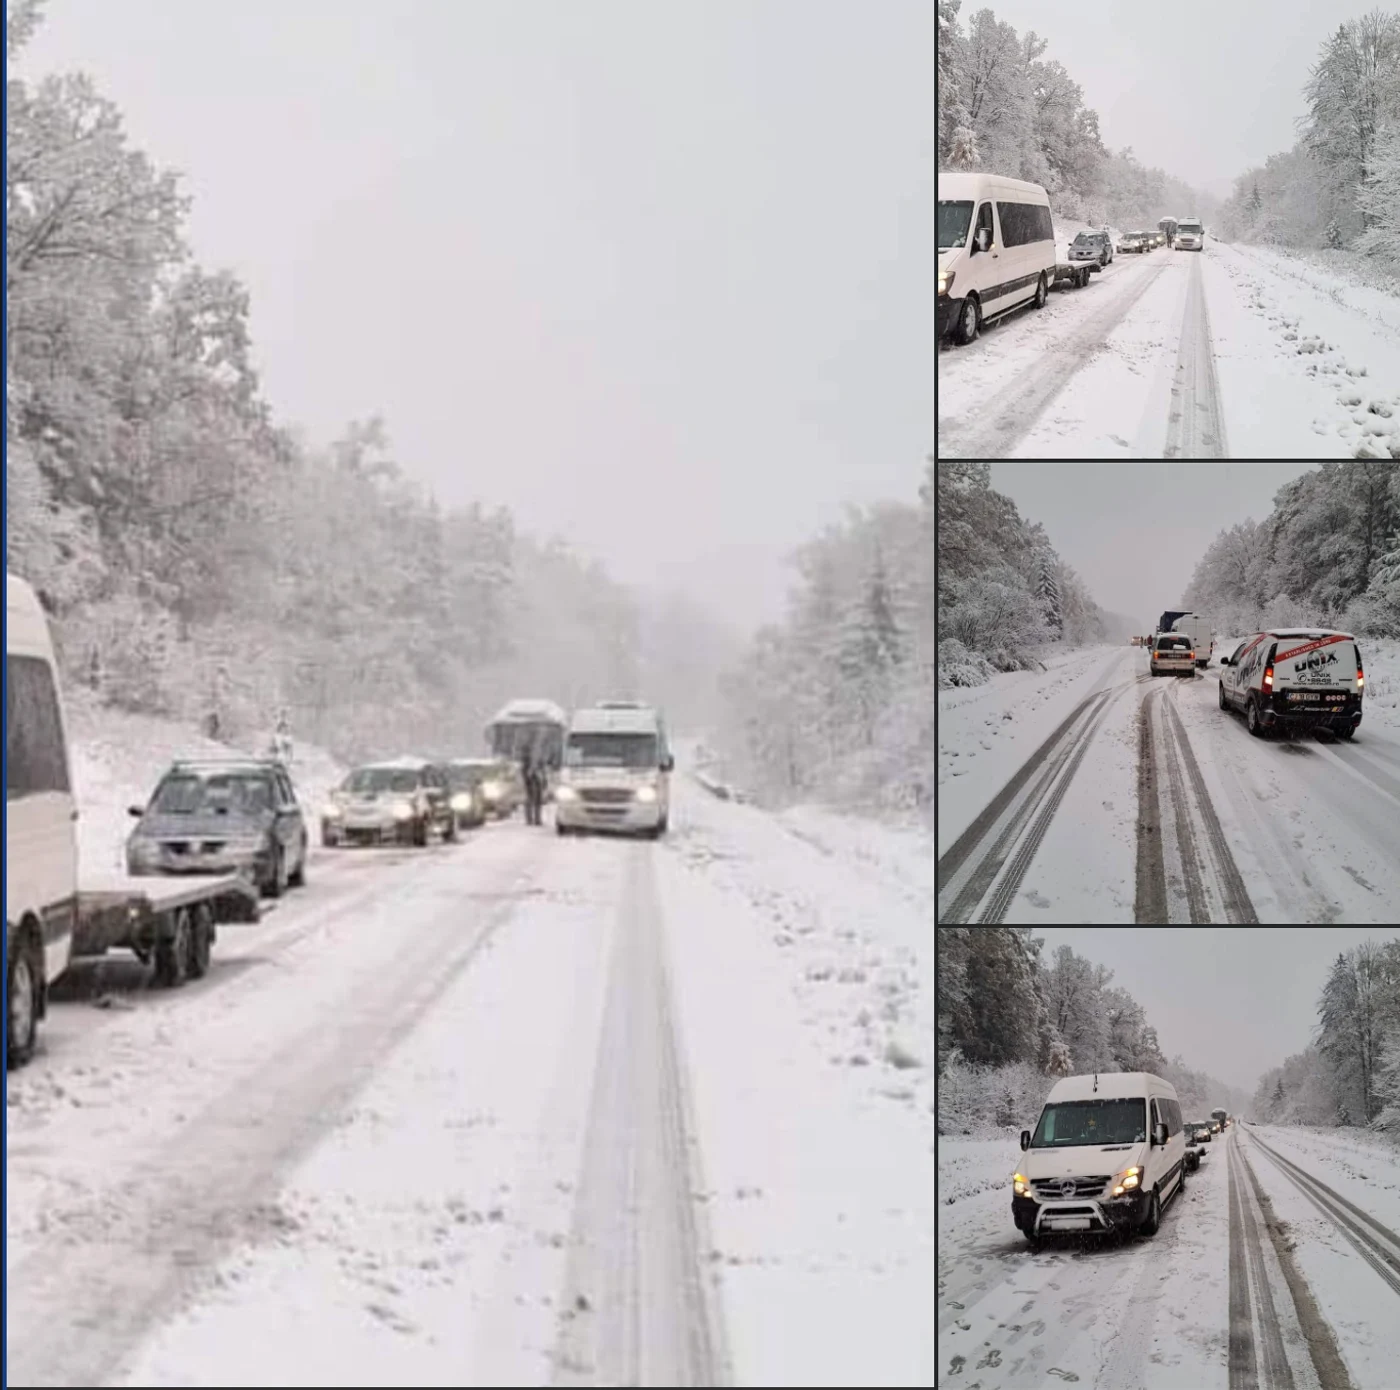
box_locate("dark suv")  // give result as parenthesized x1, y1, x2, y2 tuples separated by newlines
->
(127, 758, 309, 897)
(1068, 230, 1113, 268)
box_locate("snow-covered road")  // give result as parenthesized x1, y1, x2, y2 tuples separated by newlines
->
(6, 781, 932, 1387)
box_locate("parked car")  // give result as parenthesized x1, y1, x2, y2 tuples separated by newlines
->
(938, 171, 1057, 345)
(1187, 1121, 1212, 1144)
(321, 757, 457, 847)
(127, 757, 309, 898)
(1176, 218, 1204, 251)
(1013, 1071, 1187, 1245)
(1068, 229, 1113, 268)
(1119, 230, 1152, 254)
(1218, 629, 1364, 740)
(1150, 632, 1196, 676)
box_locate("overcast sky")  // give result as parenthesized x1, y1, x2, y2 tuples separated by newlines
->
(1032, 927, 1389, 1097)
(988, 462, 1318, 630)
(953, 0, 1383, 197)
(19, 0, 930, 630)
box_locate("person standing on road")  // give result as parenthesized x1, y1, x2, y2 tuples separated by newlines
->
(521, 745, 545, 826)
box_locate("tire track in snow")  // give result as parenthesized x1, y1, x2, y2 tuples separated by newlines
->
(1163, 255, 1230, 458)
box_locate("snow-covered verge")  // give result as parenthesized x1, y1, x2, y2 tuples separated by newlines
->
(62, 688, 347, 873)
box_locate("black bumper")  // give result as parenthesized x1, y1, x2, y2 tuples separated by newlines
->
(1260, 694, 1362, 732)
(1012, 1186, 1153, 1236)
(937, 296, 955, 341)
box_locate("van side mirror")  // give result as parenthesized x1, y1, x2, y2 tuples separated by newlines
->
(1020, 1129, 1031, 1150)
(661, 754, 674, 773)
(974, 227, 992, 254)
(127, 804, 144, 817)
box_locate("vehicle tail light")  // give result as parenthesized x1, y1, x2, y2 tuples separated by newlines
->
(1357, 648, 1365, 691)
(1263, 663, 1274, 691)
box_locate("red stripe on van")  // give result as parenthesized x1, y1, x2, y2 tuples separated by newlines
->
(1273, 634, 1352, 664)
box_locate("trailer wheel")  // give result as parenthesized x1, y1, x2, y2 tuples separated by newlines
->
(6, 938, 40, 1068)
(188, 903, 213, 980)
(155, 907, 192, 988)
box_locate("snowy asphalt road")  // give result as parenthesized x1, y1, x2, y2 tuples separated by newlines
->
(6, 785, 933, 1387)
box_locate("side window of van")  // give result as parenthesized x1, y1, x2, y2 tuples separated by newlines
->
(1166, 1099, 1181, 1136)
(996, 201, 1054, 248)
(5, 655, 71, 799)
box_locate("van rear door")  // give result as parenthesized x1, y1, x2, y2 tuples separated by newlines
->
(1269, 633, 1361, 716)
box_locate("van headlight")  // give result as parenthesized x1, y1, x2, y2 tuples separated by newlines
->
(1012, 1172, 1032, 1198)
(482, 780, 502, 800)
(555, 785, 579, 802)
(322, 802, 342, 819)
(635, 784, 658, 803)
(1112, 1165, 1144, 1196)
(938, 267, 954, 295)
(450, 792, 472, 812)
(392, 799, 414, 820)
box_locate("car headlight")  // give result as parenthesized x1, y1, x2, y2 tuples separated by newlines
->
(634, 785, 658, 803)
(482, 780, 502, 799)
(322, 802, 342, 819)
(555, 785, 579, 802)
(450, 792, 472, 811)
(392, 799, 414, 820)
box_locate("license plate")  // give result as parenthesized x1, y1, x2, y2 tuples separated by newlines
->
(1286, 692, 1320, 701)
(1054, 1217, 1093, 1231)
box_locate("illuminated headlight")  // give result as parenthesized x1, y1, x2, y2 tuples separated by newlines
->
(1111, 1166, 1144, 1196)
(450, 792, 472, 812)
(555, 785, 579, 802)
(938, 268, 953, 295)
(322, 802, 343, 819)
(482, 780, 502, 800)
(392, 799, 414, 821)
(1012, 1172, 1031, 1198)
(634, 785, 658, 803)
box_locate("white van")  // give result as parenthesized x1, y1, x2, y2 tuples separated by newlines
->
(1218, 629, 1364, 739)
(1012, 1071, 1187, 1245)
(937, 172, 1057, 345)
(554, 702, 673, 838)
(6, 573, 78, 1064)
(1168, 614, 1215, 668)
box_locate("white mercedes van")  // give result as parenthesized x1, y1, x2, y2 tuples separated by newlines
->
(1012, 1071, 1187, 1245)
(554, 702, 673, 838)
(937, 172, 1057, 346)
(6, 573, 78, 1065)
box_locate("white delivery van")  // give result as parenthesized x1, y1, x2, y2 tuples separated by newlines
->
(1218, 629, 1364, 740)
(1169, 614, 1215, 668)
(554, 702, 673, 838)
(1012, 1071, 1187, 1245)
(6, 573, 78, 1064)
(937, 172, 1057, 345)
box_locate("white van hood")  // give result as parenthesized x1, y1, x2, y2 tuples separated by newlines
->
(1022, 1141, 1146, 1182)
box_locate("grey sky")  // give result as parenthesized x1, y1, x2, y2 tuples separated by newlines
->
(951, 0, 1381, 195)
(988, 462, 1317, 629)
(20, 0, 931, 630)
(1033, 926, 1390, 1096)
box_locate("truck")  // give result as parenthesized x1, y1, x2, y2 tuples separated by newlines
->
(7, 573, 260, 1067)
(1158, 217, 1179, 248)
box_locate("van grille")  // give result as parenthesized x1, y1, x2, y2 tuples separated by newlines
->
(1029, 1175, 1113, 1200)
(579, 788, 633, 805)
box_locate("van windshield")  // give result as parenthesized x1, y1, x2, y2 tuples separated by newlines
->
(937, 199, 974, 250)
(565, 733, 658, 769)
(1031, 1097, 1147, 1147)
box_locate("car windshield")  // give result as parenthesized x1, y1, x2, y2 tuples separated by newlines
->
(344, 767, 420, 794)
(565, 733, 658, 769)
(150, 772, 272, 816)
(445, 764, 488, 789)
(937, 199, 974, 250)
(1030, 1097, 1148, 1147)
(1072, 233, 1096, 244)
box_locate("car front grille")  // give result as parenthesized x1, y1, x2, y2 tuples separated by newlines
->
(579, 788, 633, 805)
(1029, 1174, 1113, 1200)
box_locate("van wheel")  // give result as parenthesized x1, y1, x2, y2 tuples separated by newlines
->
(7, 943, 39, 1068)
(1138, 1189, 1162, 1237)
(1246, 699, 1266, 738)
(955, 298, 980, 345)
(1033, 272, 1049, 309)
